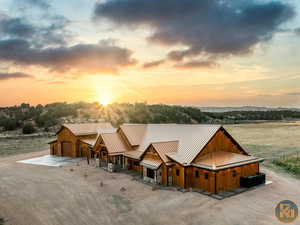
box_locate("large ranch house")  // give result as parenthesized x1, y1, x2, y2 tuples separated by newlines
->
(91, 124, 265, 194)
(49, 123, 114, 157)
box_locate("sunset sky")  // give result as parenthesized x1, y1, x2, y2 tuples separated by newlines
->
(0, 0, 300, 107)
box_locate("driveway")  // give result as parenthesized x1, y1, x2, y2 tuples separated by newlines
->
(17, 155, 83, 167)
(0, 150, 299, 225)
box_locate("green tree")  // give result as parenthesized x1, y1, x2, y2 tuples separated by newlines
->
(22, 123, 36, 134)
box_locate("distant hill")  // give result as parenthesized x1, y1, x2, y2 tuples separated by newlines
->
(199, 106, 300, 113)
(1, 102, 300, 134)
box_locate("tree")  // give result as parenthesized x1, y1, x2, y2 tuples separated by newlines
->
(22, 123, 36, 134)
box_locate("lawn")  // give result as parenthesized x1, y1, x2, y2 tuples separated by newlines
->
(225, 121, 300, 175)
(0, 136, 53, 157)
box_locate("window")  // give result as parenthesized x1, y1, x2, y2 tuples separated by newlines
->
(195, 170, 199, 178)
(102, 152, 106, 156)
(134, 161, 139, 166)
(147, 168, 155, 179)
(176, 169, 180, 176)
(232, 170, 237, 177)
(205, 173, 209, 180)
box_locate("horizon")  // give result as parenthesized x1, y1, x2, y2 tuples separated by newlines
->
(1, 101, 300, 109)
(0, 0, 300, 107)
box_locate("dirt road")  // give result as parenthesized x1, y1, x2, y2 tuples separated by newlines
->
(0, 151, 299, 225)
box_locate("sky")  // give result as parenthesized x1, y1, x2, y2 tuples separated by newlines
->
(0, 0, 300, 107)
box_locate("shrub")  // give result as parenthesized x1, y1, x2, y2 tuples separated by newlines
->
(22, 123, 36, 134)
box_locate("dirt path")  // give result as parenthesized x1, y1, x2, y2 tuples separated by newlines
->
(0, 151, 299, 225)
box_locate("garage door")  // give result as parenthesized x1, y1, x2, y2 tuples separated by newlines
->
(62, 142, 72, 157)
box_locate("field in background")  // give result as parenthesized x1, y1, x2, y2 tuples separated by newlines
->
(0, 136, 53, 157)
(225, 121, 300, 175)
(0, 121, 299, 176)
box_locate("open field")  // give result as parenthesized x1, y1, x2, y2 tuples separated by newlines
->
(225, 121, 300, 170)
(0, 136, 53, 157)
(0, 151, 300, 225)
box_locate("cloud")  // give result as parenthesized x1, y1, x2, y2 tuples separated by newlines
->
(294, 27, 300, 35)
(94, 0, 295, 62)
(287, 92, 300, 96)
(0, 39, 137, 74)
(0, 15, 71, 47)
(143, 60, 165, 69)
(47, 81, 65, 85)
(13, 0, 50, 9)
(0, 17, 35, 39)
(174, 60, 218, 69)
(0, 72, 33, 80)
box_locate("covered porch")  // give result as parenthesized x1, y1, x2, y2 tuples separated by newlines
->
(140, 159, 163, 184)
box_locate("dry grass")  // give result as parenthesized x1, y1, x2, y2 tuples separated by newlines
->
(0, 136, 53, 157)
(225, 121, 300, 174)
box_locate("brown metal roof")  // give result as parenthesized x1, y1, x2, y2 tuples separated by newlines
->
(101, 132, 130, 154)
(151, 141, 178, 163)
(192, 151, 264, 170)
(121, 124, 222, 165)
(140, 159, 162, 170)
(61, 123, 114, 136)
(79, 137, 98, 146)
(123, 150, 143, 159)
(119, 124, 147, 146)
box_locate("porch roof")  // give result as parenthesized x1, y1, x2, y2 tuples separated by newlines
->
(192, 151, 264, 171)
(123, 150, 143, 160)
(140, 159, 162, 170)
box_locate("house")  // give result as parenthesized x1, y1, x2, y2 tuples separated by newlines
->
(92, 130, 129, 171)
(49, 122, 114, 157)
(105, 124, 264, 194)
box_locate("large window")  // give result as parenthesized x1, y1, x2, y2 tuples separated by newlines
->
(147, 168, 155, 179)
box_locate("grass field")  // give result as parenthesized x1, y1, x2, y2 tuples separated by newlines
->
(0, 121, 299, 175)
(225, 121, 300, 175)
(0, 136, 53, 157)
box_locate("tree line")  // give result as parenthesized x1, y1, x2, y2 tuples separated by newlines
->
(0, 102, 300, 133)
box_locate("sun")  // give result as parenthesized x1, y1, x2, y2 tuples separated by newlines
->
(98, 93, 112, 106)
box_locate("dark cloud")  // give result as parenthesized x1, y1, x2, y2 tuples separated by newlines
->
(94, 0, 295, 61)
(0, 39, 136, 74)
(0, 15, 71, 47)
(143, 60, 165, 69)
(174, 60, 218, 69)
(0, 17, 35, 38)
(0, 72, 33, 80)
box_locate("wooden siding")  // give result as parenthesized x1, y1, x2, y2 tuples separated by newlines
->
(57, 127, 78, 157)
(78, 142, 90, 157)
(186, 167, 216, 193)
(53, 127, 96, 157)
(125, 157, 142, 174)
(50, 142, 58, 155)
(215, 162, 259, 193)
(194, 129, 246, 161)
(172, 163, 185, 188)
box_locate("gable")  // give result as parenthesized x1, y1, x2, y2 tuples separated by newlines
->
(192, 128, 248, 164)
(57, 127, 77, 141)
(93, 134, 105, 151)
(141, 145, 163, 162)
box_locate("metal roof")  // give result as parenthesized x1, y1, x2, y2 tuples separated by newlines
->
(61, 123, 113, 136)
(192, 151, 264, 171)
(123, 150, 143, 159)
(121, 124, 221, 165)
(101, 132, 130, 154)
(151, 141, 179, 163)
(79, 137, 98, 146)
(140, 159, 162, 170)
